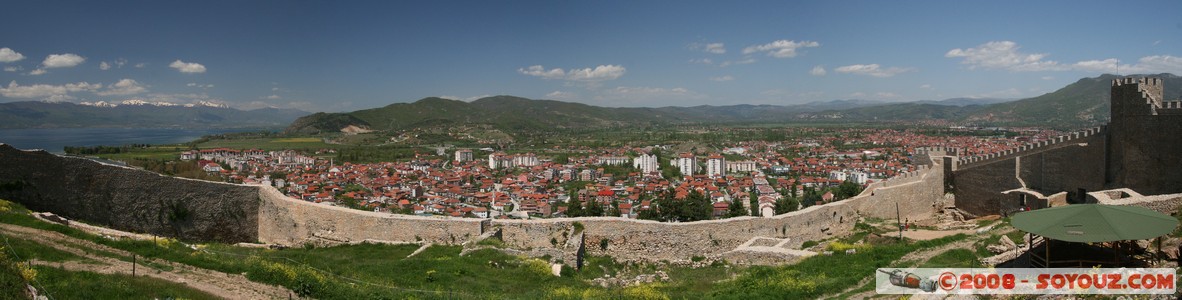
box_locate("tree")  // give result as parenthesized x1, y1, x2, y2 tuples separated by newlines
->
(585, 200, 604, 217)
(774, 196, 799, 214)
(682, 190, 712, 221)
(607, 200, 621, 217)
(802, 187, 821, 208)
(565, 197, 584, 217)
(836, 180, 864, 200)
(726, 199, 747, 218)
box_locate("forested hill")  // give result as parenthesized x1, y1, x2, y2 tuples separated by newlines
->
(286, 73, 1181, 133)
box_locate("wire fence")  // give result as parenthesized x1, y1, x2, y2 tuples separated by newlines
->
(2, 236, 55, 300)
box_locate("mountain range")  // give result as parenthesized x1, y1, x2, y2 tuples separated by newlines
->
(0, 101, 309, 129)
(288, 73, 1181, 133)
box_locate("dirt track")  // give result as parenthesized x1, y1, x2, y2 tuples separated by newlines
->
(0, 223, 295, 299)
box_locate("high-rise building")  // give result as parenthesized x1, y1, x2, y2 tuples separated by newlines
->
(706, 154, 725, 178)
(677, 153, 696, 176)
(633, 153, 660, 174)
(454, 149, 473, 162)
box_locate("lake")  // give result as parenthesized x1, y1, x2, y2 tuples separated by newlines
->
(0, 128, 265, 153)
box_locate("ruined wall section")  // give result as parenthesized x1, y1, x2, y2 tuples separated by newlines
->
(494, 203, 857, 263)
(849, 164, 943, 221)
(257, 186, 485, 245)
(493, 162, 946, 262)
(0, 144, 259, 243)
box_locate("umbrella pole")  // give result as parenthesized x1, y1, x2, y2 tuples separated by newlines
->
(1045, 238, 1050, 269)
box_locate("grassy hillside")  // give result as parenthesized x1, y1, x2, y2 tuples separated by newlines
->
(966, 73, 1182, 127)
(286, 74, 1180, 133)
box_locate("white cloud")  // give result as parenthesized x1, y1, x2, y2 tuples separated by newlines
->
(689, 42, 726, 54)
(518, 65, 566, 79)
(0, 81, 102, 99)
(835, 64, 914, 77)
(566, 65, 626, 81)
(42, 53, 86, 68)
(545, 91, 577, 100)
(28, 69, 47, 75)
(134, 63, 147, 68)
(0, 48, 25, 63)
(948, 41, 1182, 74)
(920, 84, 933, 89)
(709, 75, 734, 82)
(810, 66, 827, 76)
(264, 94, 281, 100)
(719, 58, 756, 67)
(187, 83, 214, 88)
(875, 92, 901, 99)
(704, 43, 726, 54)
(169, 60, 206, 73)
(945, 41, 1063, 71)
(1071, 55, 1182, 74)
(98, 59, 126, 71)
(4, 66, 23, 72)
(689, 58, 713, 65)
(1153, 40, 1162, 46)
(96, 79, 148, 96)
(518, 64, 626, 82)
(742, 40, 819, 58)
(271, 87, 280, 91)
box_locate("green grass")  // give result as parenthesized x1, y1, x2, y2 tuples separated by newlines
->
(920, 248, 981, 268)
(0, 198, 980, 299)
(709, 234, 968, 299)
(0, 234, 85, 263)
(32, 266, 220, 300)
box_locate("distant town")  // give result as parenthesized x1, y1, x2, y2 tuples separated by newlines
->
(179, 126, 1065, 221)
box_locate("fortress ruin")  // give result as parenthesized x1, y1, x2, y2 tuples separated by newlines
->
(0, 77, 1180, 264)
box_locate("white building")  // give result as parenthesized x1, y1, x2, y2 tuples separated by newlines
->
(706, 154, 725, 178)
(849, 171, 869, 185)
(513, 153, 539, 167)
(676, 153, 696, 176)
(726, 161, 758, 173)
(829, 170, 848, 182)
(633, 153, 660, 175)
(597, 156, 630, 166)
(454, 149, 473, 162)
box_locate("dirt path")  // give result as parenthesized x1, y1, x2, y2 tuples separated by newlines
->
(0, 223, 295, 300)
(900, 229, 977, 241)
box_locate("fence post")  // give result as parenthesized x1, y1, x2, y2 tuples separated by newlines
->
(132, 254, 137, 276)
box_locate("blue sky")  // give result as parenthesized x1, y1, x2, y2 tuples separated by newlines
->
(1, 0, 1180, 112)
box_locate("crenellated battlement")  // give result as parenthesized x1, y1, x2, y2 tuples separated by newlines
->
(956, 125, 1107, 170)
(1112, 77, 1166, 116)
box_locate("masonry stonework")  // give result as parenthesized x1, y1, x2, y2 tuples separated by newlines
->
(951, 77, 1182, 216)
(0, 142, 947, 263)
(0, 144, 259, 243)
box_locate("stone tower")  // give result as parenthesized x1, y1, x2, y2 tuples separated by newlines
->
(1106, 77, 1182, 195)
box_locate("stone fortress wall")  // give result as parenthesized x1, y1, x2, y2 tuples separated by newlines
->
(0, 145, 260, 243)
(0, 142, 945, 262)
(2, 76, 1175, 263)
(949, 77, 1182, 217)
